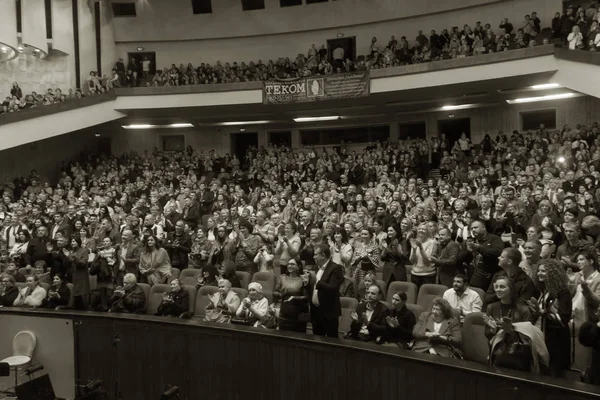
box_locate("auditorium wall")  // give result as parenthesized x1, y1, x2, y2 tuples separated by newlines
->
(113, 0, 561, 67)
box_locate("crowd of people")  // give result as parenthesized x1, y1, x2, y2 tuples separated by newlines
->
(1, 120, 600, 385)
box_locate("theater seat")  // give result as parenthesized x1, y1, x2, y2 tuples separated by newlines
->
(147, 284, 170, 315)
(470, 287, 485, 302)
(387, 281, 418, 304)
(39, 283, 50, 292)
(381, 301, 392, 309)
(137, 283, 151, 312)
(169, 268, 181, 282)
(182, 285, 197, 315)
(236, 271, 251, 290)
(462, 312, 489, 364)
(375, 279, 387, 299)
(339, 297, 359, 334)
(231, 287, 248, 301)
(417, 284, 448, 311)
(17, 268, 33, 277)
(180, 269, 202, 286)
(405, 303, 424, 320)
(252, 271, 276, 293)
(194, 286, 219, 319)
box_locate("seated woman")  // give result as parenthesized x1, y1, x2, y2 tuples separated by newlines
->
(273, 258, 309, 333)
(33, 260, 52, 286)
(235, 282, 269, 327)
(156, 279, 189, 317)
(41, 273, 71, 309)
(196, 265, 219, 289)
(205, 279, 241, 323)
(380, 291, 417, 348)
(13, 275, 47, 308)
(412, 297, 462, 358)
(484, 275, 547, 373)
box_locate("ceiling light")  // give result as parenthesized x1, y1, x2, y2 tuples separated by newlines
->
(220, 120, 269, 126)
(136, 47, 144, 51)
(17, 46, 23, 52)
(530, 83, 561, 90)
(122, 124, 155, 129)
(441, 104, 474, 111)
(239, 128, 246, 132)
(34, 48, 40, 52)
(167, 123, 193, 128)
(506, 92, 575, 104)
(1, 47, 6, 52)
(293, 116, 340, 122)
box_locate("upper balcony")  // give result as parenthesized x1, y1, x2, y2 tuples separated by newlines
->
(2, 44, 600, 152)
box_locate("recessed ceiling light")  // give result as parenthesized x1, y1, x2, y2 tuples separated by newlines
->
(293, 116, 340, 122)
(530, 83, 561, 90)
(122, 124, 155, 129)
(506, 92, 575, 104)
(219, 120, 269, 126)
(441, 104, 474, 111)
(167, 123, 193, 128)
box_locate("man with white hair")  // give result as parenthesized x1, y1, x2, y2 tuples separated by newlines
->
(108, 273, 146, 314)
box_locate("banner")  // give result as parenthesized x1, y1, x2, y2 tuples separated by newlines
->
(263, 71, 370, 104)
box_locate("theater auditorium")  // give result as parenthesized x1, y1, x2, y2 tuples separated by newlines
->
(2, 0, 600, 399)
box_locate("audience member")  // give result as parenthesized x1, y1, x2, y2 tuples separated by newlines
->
(13, 275, 47, 307)
(346, 284, 389, 341)
(379, 291, 417, 348)
(412, 297, 462, 358)
(155, 278, 189, 317)
(108, 273, 146, 313)
(443, 273, 483, 319)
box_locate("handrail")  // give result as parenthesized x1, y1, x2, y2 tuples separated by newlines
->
(1, 307, 599, 398)
(554, 47, 600, 66)
(0, 92, 116, 127)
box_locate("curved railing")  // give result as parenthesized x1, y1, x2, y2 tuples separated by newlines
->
(0, 308, 599, 400)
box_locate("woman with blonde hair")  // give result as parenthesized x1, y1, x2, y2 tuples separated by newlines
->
(531, 199, 558, 229)
(409, 222, 438, 290)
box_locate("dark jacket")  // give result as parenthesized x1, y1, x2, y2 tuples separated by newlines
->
(436, 240, 462, 288)
(348, 301, 390, 340)
(0, 286, 19, 306)
(41, 283, 71, 309)
(307, 260, 345, 318)
(484, 301, 532, 340)
(466, 233, 504, 289)
(116, 240, 142, 277)
(109, 284, 146, 313)
(156, 288, 189, 317)
(384, 305, 417, 346)
(24, 236, 51, 267)
(164, 232, 192, 269)
(483, 268, 538, 307)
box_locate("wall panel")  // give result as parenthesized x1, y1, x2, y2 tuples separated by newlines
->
(21, 0, 49, 54)
(0, 0, 19, 60)
(51, 0, 75, 56)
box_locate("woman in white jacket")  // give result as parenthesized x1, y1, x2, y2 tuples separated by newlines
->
(13, 275, 47, 307)
(568, 25, 584, 50)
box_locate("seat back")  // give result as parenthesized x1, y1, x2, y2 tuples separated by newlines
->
(381, 301, 392, 309)
(375, 279, 387, 299)
(386, 281, 418, 304)
(39, 283, 50, 292)
(405, 303, 424, 320)
(180, 269, 202, 286)
(137, 283, 151, 311)
(251, 271, 276, 293)
(470, 287, 486, 302)
(339, 297, 359, 334)
(147, 284, 170, 315)
(13, 331, 36, 358)
(236, 271, 251, 290)
(169, 268, 181, 283)
(194, 286, 219, 319)
(66, 283, 75, 308)
(89, 275, 97, 291)
(15, 283, 26, 290)
(231, 287, 248, 301)
(18, 268, 33, 277)
(417, 284, 448, 311)
(462, 312, 489, 364)
(183, 285, 197, 314)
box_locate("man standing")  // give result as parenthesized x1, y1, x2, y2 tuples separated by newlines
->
(483, 247, 536, 307)
(116, 229, 142, 286)
(443, 274, 482, 319)
(307, 244, 344, 338)
(430, 228, 462, 287)
(164, 220, 192, 270)
(465, 220, 504, 289)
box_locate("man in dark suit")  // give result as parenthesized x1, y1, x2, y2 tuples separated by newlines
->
(307, 244, 344, 338)
(347, 284, 389, 341)
(108, 273, 146, 314)
(198, 183, 214, 218)
(49, 213, 72, 240)
(115, 229, 142, 286)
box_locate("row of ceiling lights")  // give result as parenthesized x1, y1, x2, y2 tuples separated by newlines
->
(122, 83, 575, 129)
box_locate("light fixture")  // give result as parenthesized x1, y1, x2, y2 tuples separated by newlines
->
(94, 133, 101, 137)
(122, 124, 154, 129)
(441, 104, 474, 111)
(219, 120, 269, 126)
(557, 156, 566, 163)
(239, 128, 246, 132)
(337, 33, 344, 38)
(167, 123, 193, 128)
(34, 48, 40, 52)
(530, 83, 561, 90)
(17, 46, 23, 52)
(293, 116, 340, 122)
(506, 92, 575, 104)
(1, 47, 6, 52)
(137, 47, 144, 51)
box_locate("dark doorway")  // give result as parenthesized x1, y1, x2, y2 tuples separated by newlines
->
(437, 118, 470, 151)
(127, 51, 156, 80)
(231, 132, 258, 167)
(327, 37, 356, 71)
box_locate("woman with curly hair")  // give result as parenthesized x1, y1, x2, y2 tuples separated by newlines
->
(527, 258, 573, 377)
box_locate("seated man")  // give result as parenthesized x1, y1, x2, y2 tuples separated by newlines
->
(13, 275, 47, 307)
(4, 262, 26, 283)
(380, 291, 417, 348)
(155, 278, 189, 317)
(442, 273, 483, 321)
(346, 284, 389, 341)
(108, 273, 146, 314)
(0, 274, 19, 306)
